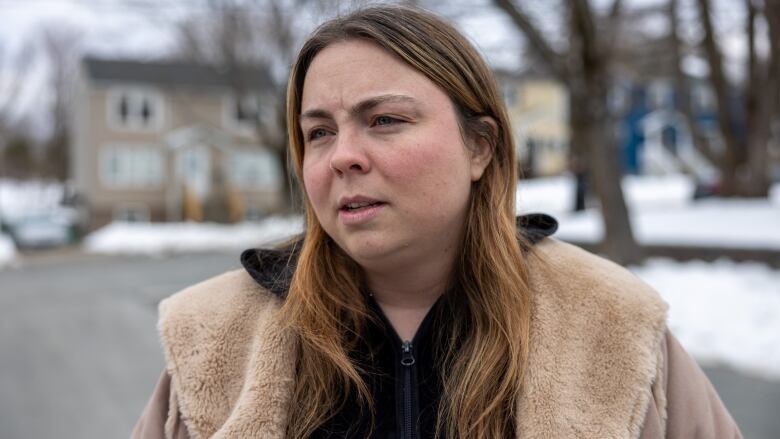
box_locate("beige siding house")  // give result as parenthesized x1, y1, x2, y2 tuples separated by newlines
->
(70, 58, 283, 229)
(497, 71, 570, 177)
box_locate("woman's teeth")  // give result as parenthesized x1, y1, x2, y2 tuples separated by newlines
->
(345, 201, 380, 211)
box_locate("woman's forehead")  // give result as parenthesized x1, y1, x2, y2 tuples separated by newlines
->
(300, 40, 447, 114)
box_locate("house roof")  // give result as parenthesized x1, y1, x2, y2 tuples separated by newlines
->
(83, 57, 272, 90)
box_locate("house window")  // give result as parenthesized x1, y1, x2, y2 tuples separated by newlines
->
(100, 143, 164, 189)
(235, 97, 259, 123)
(107, 87, 164, 131)
(225, 94, 268, 133)
(227, 150, 280, 190)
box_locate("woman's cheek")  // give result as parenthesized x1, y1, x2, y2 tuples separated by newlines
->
(302, 160, 329, 209)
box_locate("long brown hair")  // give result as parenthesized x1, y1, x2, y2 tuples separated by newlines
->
(280, 5, 532, 438)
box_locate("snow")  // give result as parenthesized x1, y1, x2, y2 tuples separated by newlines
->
(83, 216, 303, 255)
(633, 259, 780, 380)
(517, 174, 780, 248)
(516, 174, 696, 215)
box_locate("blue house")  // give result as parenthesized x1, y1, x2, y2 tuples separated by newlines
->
(610, 78, 725, 180)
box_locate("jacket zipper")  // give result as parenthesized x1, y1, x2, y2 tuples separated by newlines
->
(401, 340, 415, 439)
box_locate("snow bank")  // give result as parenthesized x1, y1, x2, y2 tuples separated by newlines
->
(518, 175, 780, 249)
(516, 174, 695, 215)
(0, 233, 16, 267)
(84, 216, 304, 255)
(633, 259, 780, 380)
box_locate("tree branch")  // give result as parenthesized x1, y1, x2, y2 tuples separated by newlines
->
(492, 0, 569, 80)
(669, 0, 720, 167)
(571, 0, 603, 75)
(605, 0, 623, 56)
(696, 0, 744, 193)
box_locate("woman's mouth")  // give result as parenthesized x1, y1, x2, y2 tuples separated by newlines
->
(342, 200, 385, 211)
(338, 199, 387, 225)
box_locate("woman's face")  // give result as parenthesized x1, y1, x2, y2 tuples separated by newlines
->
(300, 39, 490, 271)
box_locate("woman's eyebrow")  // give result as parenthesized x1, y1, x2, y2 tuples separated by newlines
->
(300, 108, 333, 122)
(350, 94, 418, 116)
(299, 94, 419, 122)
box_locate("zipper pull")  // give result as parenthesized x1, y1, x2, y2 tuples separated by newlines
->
(401, 341, 415, 366)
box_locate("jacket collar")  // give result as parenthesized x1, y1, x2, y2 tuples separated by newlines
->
(240, 213, 559, 297)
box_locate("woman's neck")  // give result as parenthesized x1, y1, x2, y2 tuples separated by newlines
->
(364, 257, 453, 341)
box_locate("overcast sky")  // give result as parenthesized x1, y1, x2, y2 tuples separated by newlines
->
(0, 0, 753, 140)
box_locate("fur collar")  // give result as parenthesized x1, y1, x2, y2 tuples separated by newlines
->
(158, 227, 666, 438)
(239, 213, 560, 298)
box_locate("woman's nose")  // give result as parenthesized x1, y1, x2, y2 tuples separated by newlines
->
(329, 131, 370, 176)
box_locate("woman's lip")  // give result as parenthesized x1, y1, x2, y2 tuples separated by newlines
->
(338, 202, 386, 225)
(338, 195, 383, 209)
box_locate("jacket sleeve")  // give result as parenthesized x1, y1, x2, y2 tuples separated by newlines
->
(131, 370, 190, 439)
(640, 331, 743, 439)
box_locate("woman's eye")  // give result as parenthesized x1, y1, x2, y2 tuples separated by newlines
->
(308, 128, 329, 141)
(373, 115, 399, 127)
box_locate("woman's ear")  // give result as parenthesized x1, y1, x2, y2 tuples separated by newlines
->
(469, 116, 497, 182)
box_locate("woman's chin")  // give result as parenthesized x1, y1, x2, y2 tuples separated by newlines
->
(341, 240, 406, 269)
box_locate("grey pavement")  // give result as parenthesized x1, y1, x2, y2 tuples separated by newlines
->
(1, 249, 778, 438)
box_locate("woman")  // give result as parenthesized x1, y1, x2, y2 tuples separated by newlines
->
(133, 6, 741, 439)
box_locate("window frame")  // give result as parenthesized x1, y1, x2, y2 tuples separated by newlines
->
(106, 86, 165, 132)
(223, 92, 267, 136)
(99, 142, 165, 190)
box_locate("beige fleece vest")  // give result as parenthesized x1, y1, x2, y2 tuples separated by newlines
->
(158, 239, 668, 438)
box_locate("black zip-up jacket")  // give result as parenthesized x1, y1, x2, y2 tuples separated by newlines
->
(240, 213, 558, 439)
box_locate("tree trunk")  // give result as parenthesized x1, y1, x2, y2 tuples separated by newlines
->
(696, 0, 743, 195)
(569, 84, 591, 212)
(583, 80, 641, 264)
(493, 0, 641, 263)
(743, 0, 780, 196)
(668, 0, 720, 169)
(572, 0, 641, 265)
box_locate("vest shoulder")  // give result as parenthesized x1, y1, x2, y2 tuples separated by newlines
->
(157, 269, 282, 367)
(528, 238, 668, 319)
(158, 269, 278, 326)
(156, 269, 295, 438)
(520, 239, 669, 438)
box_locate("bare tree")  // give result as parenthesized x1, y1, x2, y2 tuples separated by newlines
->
(0, 41, 37, 180)
(668, 0, 720, 168)
(494, 0, 641, 264)
(693, 0, 780, 196)
(746, 0, 780, 196)
(40, 25, 82, 181)
(0, 42, 35, 143)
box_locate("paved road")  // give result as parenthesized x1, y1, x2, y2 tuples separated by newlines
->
(1, 250, 778, 438)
